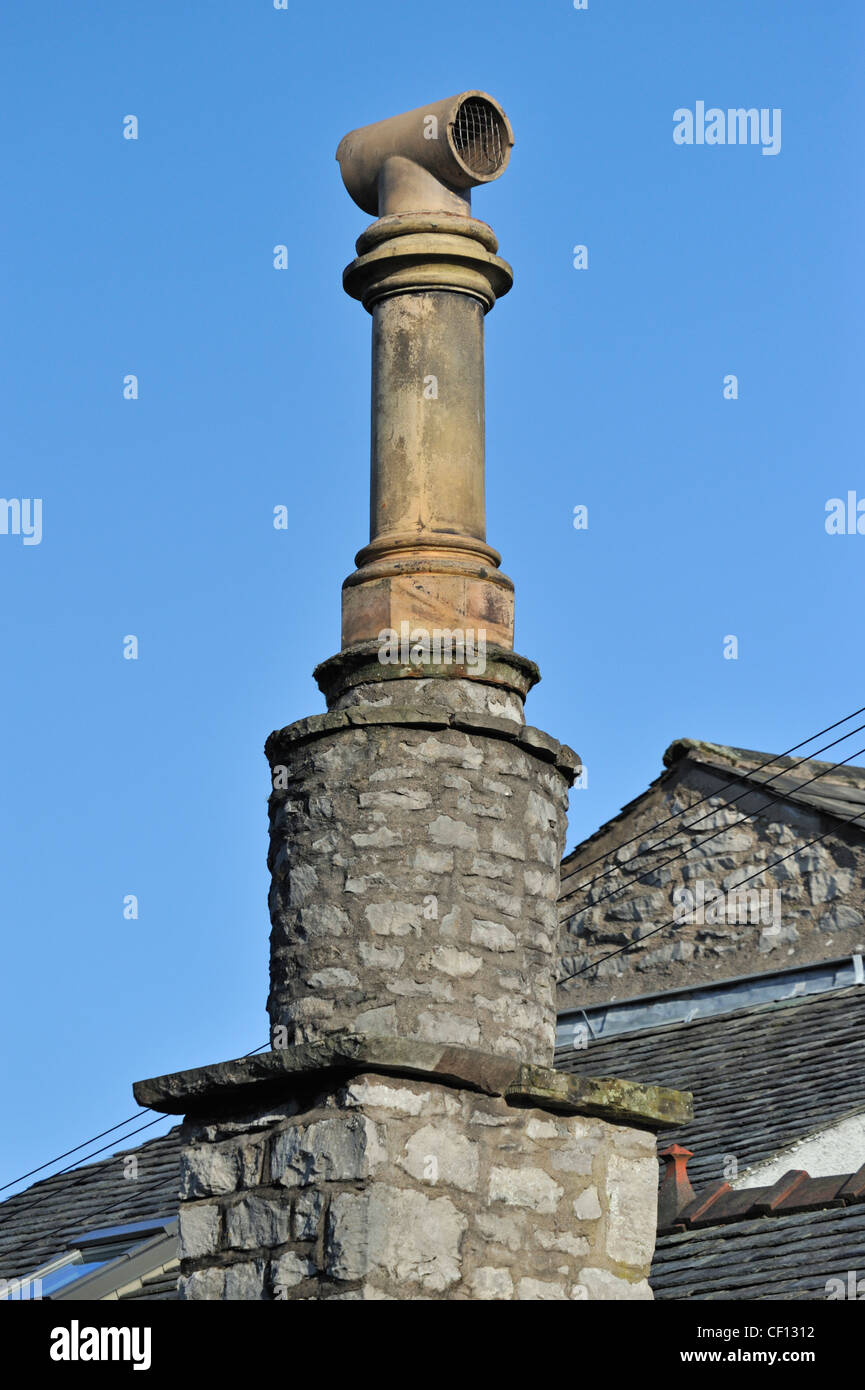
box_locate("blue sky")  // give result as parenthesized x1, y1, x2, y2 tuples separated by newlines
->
(2, 1, 863, 1193)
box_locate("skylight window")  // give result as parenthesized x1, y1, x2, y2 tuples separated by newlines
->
(41, 1256, 110, 1297)
(1, 1216, 176, 1301)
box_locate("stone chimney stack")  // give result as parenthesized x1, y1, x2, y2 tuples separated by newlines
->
(265, 92, 572, 1065)
(134, 94, 691, 1301)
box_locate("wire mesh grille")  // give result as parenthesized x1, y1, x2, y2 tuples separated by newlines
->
(452, 98, 506, 176)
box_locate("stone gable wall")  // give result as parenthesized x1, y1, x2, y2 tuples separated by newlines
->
(559, 759, 865, 1007)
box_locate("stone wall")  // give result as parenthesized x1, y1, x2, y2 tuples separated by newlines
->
(176, 1069, 659, 1301)
(266, 692, 575, 1066)
(559, 752, 865, 1008)
(329, 673, 526, 724)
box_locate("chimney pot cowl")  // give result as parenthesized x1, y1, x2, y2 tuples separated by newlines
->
(336, 91, 514, 217)
(657, 1143, 697, 1230)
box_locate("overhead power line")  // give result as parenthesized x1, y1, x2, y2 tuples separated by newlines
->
(0, 1114, 170, 1197)
(567, 702, 865, 881)
(0, 1041, 271, 1228)
(570, 724, 865, 917)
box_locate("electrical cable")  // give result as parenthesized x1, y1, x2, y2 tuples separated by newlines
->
(566, 703, 865, 880)
(558, 760, 865, 989)
(571, 729, 865, 919)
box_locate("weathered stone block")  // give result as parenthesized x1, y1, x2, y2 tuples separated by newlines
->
(272, 1114, 385, 1187)
(179, 1267, 225, 1300)
(180, 1144, 240, 1198)
(178, 1203, 221, 1260)
(271, 1252, 316, 1293)
(293, 1189, 323, 1241)
(605, 1152, 657, 1267)
(577, 1267, 653, 1300)
(571, 1186, 602, 1221)
(488, 1165, 563, 1215)
(224, 1194, 292, 1251)
(223, 1260, 268, 1301)
(399, 1121, 480, 1192)
(326, 1186, 467, 1292)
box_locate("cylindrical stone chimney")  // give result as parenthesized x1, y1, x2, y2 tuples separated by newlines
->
(265, 93, 579, 1066)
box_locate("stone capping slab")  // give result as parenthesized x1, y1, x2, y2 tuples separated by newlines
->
(265, 704, 581, 784)
(133, 1034, 692, 1132)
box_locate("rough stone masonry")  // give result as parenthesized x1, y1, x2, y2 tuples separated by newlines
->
(134, 91, 690, 1299)
(559, 739, 865, 1007)
(136, 1038, 688, 1301)
(265, 688, 575, 1065)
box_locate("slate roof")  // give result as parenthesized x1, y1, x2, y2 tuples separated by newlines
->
(557, 983, 865, 1299)
(0, 1127, 181, 1284)
(652, 1204, 865, 1300)
(663, 739, 865, 827)
(118, 1264, 179, 1301)
(554, 984, 865, 1187)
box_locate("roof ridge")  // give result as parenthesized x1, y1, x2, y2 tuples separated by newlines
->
(660, 1161, 865, 1235)
(664, 737, 865, 787)
(561, 733, 865, 871)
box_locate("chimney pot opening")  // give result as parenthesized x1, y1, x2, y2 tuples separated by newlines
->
(451, 97, 508, 178)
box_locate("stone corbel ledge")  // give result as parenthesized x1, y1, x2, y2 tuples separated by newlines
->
(313, 643, 540, 704)
(265, 703, 581, 786)
(134, 1035, 692, 1132)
